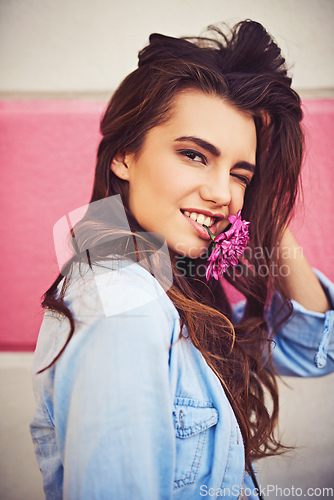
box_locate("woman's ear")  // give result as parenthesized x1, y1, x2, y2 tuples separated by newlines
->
(110, 151, 131, 181)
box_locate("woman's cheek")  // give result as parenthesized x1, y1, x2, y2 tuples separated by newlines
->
(230, 185, 247, 211)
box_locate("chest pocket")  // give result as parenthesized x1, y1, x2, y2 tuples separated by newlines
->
(173, 397, 218, 489)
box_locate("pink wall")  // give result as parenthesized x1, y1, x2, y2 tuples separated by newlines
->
(0, 99, 333, 351)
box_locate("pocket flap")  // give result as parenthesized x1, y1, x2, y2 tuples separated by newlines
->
(173, 397, 218, 438)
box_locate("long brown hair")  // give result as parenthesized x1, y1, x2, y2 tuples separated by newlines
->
(42, 20, 304, 467)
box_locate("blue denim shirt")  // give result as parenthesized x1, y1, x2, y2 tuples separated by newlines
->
(30, 260, 334, 500)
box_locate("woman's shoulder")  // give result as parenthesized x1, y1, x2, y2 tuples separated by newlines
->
(57, 259, 179, 373)
(34, 257, 180, 375)
(61, 257, 178, 321)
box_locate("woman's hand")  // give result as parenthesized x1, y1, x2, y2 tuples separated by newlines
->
(277, 227, 330, 313)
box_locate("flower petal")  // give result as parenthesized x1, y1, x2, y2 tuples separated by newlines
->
(205, 210, 250, 280)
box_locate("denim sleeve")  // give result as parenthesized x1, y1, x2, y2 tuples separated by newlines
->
(53, 281, 178, 499)
(232, 269, 334, 377)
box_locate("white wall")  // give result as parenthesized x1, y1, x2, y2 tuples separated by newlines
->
(0, 0, 333, 93)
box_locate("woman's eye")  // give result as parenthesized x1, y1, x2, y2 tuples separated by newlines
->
(178, 149, 207, 165)
(231, 173, 252, 186)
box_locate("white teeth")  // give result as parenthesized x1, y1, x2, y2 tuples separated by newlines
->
(197, 214, 205, 225)
(183, 210, 216, 227)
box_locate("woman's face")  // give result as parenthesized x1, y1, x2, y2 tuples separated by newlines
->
(112, 89, 257, 259)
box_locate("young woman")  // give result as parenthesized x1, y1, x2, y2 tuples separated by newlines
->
(30, 20, 334, 499)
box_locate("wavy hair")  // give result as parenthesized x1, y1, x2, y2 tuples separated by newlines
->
(42, 20, 304, 467)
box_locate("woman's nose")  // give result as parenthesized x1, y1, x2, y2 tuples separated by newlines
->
(199, 170, 232, 206)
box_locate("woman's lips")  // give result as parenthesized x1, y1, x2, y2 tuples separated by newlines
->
(181, 211, 220, 240)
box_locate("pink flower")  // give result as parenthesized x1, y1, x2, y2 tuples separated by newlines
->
(205, 210, 250, 280)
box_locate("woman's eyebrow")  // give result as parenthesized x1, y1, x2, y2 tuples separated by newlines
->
(175, 136, 256, 171)
(234, 161, 256, 173)
(174, 136, 221, 157)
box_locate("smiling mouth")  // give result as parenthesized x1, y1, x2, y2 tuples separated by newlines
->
(181, 210, 217, 228)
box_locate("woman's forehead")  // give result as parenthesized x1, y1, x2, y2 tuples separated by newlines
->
(143, 89, 257, 164)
